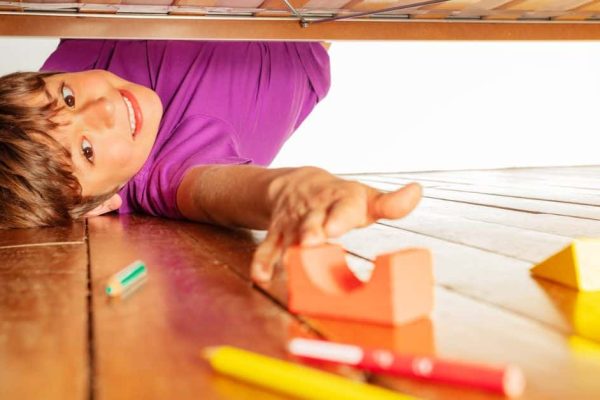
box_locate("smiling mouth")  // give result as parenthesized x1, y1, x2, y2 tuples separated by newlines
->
(119, 90, 143, 139)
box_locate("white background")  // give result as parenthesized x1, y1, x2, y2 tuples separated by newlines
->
(2, 38, 599, 174)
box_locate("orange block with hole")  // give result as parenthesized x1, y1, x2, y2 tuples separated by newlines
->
(286, 244, 434, 326)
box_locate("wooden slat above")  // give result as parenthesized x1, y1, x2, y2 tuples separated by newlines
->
(4, 0, 600, 18)
(4, 12, 600, 40)
(4, 0, 600, 39)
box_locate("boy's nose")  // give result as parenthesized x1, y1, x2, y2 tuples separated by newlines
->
(81, 97, 116, 130)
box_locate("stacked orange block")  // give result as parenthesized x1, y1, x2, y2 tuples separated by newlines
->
(286, 244, 434, 326)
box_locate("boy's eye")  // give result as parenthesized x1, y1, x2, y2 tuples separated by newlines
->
(81, 138, 94, 163)
(61, 84, 75, 108)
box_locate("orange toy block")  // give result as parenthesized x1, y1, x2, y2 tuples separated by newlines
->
(286, 244, 434, 326)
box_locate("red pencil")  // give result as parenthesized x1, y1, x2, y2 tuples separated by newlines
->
(287, 338, 525, 398)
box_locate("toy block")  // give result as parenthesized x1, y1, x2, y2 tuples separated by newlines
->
(569, 335, 600, 360)
(286, 244, 434, 326)
(534, 278, 600, 341)
(531, 238, 600, 292)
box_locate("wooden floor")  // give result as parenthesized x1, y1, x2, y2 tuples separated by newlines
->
(2, 165, 600, 399)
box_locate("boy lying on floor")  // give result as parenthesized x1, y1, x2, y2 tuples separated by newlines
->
(0, 40, 421, 282)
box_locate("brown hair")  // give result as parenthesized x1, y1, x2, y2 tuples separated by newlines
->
(0, 71, 119, 229)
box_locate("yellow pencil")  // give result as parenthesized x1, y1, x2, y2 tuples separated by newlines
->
(202, 345, 419, 400)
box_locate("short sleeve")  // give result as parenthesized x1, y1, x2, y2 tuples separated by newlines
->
(119, 115, 251, 219)
(290, 42, 331, 102)
(39, 39, 107, 72)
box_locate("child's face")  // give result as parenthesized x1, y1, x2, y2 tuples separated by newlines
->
(38, 70, 163, 197)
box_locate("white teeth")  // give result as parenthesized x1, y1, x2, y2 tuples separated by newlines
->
(122, 95, 136, 136)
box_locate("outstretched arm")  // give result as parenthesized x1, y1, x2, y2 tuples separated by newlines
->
(176, 165, 422, 282)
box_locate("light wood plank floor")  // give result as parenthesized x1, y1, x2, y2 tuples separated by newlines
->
(2, 166, 600, 399)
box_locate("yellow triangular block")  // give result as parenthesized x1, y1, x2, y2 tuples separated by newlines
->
(568, 335, 600, 360)
(573, 292, 600, 340)
(536, 279, 600, 341)
(531, 238, 600, 292)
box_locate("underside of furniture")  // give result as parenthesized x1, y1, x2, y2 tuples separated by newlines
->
(2, 0, 600, 39)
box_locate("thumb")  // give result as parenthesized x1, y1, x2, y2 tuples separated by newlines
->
(84, 194, 123, 218)
(370, 182, 422, 220)
(108, 194, 123, 210)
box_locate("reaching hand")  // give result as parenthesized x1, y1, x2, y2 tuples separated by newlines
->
(250, 167, 422, 282)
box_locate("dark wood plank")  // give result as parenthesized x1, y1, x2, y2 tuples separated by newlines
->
(0, 221, 85, 248)
(88, 215, 323, 400)
(0, 244, 88, 400)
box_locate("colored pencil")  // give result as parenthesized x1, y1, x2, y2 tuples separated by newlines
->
(288, 338, 525, 398)
(105, 260, 147, 297)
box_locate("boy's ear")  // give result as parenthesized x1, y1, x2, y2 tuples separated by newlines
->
(84, 194, 123, 218)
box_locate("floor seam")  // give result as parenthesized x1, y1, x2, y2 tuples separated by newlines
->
(0, 241, 83, 250)
(178, 228, 328, 340)
(84, 220, 96, 400)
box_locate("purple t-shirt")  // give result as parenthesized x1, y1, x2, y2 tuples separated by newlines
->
(40, 40, 330, 218)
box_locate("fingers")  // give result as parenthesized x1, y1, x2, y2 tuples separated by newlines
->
(251, 209, 328, 282)
(370, 182, 422, 221)
(250, 218, 299, 282)
(299, 209, 328, 246)
(250, 229, 282, 282)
